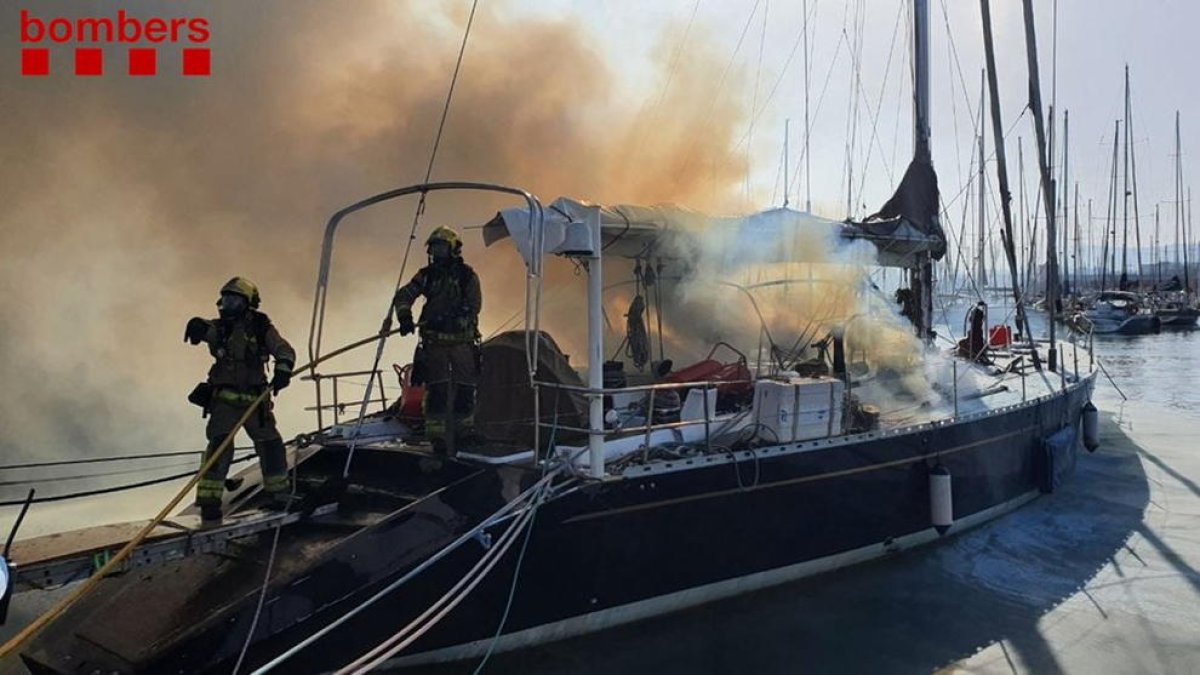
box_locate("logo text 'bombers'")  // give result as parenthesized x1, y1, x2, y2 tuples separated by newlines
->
(19, 9, 211, 77)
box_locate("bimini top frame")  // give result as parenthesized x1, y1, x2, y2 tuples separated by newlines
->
(305, 182, 546, 427)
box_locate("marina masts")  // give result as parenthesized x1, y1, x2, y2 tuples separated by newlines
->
(1127, 68, 1145, 288)
(1022, 0, 1058, 369)
(1121, 67, 1130, 288)
(1073, 182, 1080, 293)
(1102, 121, 1119, 291)
(1178, 112, 1191, 292)
(979, 0, 1032, 344)
(1062, 110, 1070, 296)
(978, 71, 988, 289)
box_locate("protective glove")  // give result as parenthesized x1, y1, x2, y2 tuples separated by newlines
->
(398, 313, 416, 336)
(271, 365, 293, 395)
(185, 317, 209, 345)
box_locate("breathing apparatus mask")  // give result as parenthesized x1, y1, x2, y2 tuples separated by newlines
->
(428, 239, 452, 263)
(217, 292, 249, 318)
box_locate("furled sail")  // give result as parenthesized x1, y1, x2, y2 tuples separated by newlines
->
(842, 157, 947, 266)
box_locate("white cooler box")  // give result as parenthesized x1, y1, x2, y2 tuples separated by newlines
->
(752, 376, 845, 443)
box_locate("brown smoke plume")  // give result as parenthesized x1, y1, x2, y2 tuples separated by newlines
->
(0, 0, 752, 508)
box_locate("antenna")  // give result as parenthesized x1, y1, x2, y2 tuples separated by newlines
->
(803, 0, 812, 213)
(784, 118, 790, 208)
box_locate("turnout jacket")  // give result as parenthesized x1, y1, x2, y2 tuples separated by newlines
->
(393, 259, 482, 344)
(196, 311, 295, 389)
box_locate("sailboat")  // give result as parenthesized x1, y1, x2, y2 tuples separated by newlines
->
(3, 2, 1099, 672)
(1067, 71, 1161, 336)
(1151, 112, 1200, 328)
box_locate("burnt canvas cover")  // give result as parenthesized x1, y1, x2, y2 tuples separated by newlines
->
(476, 331, 588, 451)
(843, 158, 947, 264)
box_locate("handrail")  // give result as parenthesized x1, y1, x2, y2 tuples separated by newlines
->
(306, 182, 544, 380)
(304, 400, 388, 414)
(537, 415, 733, 437)
(302, 367, 393, 425)
(535, 378, 753, 395)
(304, 182, 545, 469)
(301, 368, 386, 380)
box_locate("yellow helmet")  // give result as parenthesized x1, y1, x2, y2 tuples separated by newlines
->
(220, 276, 261, 308)
(426, 226, 462, 253)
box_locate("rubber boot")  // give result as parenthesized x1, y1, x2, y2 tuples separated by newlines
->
(200, 504, 223, 524)
(256, 437, 291, 510)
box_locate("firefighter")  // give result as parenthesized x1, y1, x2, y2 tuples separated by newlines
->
(956, 300, 991, 364)
(393, 226, 482, 455)
(184, 277, 295, 523)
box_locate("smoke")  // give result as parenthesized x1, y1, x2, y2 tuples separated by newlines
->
(0, 0, 754, 493)
(602, 207, 946, 411)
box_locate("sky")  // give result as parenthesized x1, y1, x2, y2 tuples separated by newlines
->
(1, 0, 1197, 475)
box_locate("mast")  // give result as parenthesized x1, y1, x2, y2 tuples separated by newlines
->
(978, 71, 988, 289)
(913, 0, 935, 342)
(1062, 110, 1070, 297)
(1128, 70, 1145, 288)
(1177, 112, 1190, 292)
(1155, 203, 1161, 286)
(803, 0, 812, 213)
(1180, 182, 1190, 290)
(1088, 198, 1094, 289)
(1022, 0, 1060, 365)
(1018, 140, 1026, 290)
(784, 118, 790, 208)
(979, 0, 1032, 343)
(1105, 121, 1120, 290)
(1112, 123, 1120, 284)
(1073, 182, 1080, 294)
(1121, 66, 1130, 289)
(1176, 111, 1183, 289)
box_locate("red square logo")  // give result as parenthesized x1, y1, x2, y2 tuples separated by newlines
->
(75, 48, 103, 76)
(128, 48, 156, 76)
(182, 48, 210, 76)
(21, 48, 49, 76)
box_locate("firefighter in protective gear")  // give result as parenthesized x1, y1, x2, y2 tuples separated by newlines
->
(393, 227, 482, 455)
(185, 277, 296, 523)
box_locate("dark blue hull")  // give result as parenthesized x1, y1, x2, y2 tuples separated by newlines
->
(21, 378, 1094, 673)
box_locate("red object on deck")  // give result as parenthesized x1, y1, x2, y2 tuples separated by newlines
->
(664, 359, 723, 383)
(398, 386, 424, 421)
(393, 363, 425, 422)
(989, 324, 1012, 347)
(663, 359, 753, 396)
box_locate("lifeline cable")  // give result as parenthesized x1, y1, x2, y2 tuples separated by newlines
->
(0, 327, 401, 659)
(0, 455, 254, 488)
(0, 456, 255, 507)
(339, 0, 480, 480)
(251, 473, 558, 673)
(0, 446, 253, 472)
(231, 443, 300, 675)
(0, 390, 270, 659)
(471, 396, 560, 674)
(336, 485, 548, 672)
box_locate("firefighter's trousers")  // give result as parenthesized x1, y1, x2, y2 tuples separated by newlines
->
(196, 394, 288, 506)
(421, 342, 478, 452)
